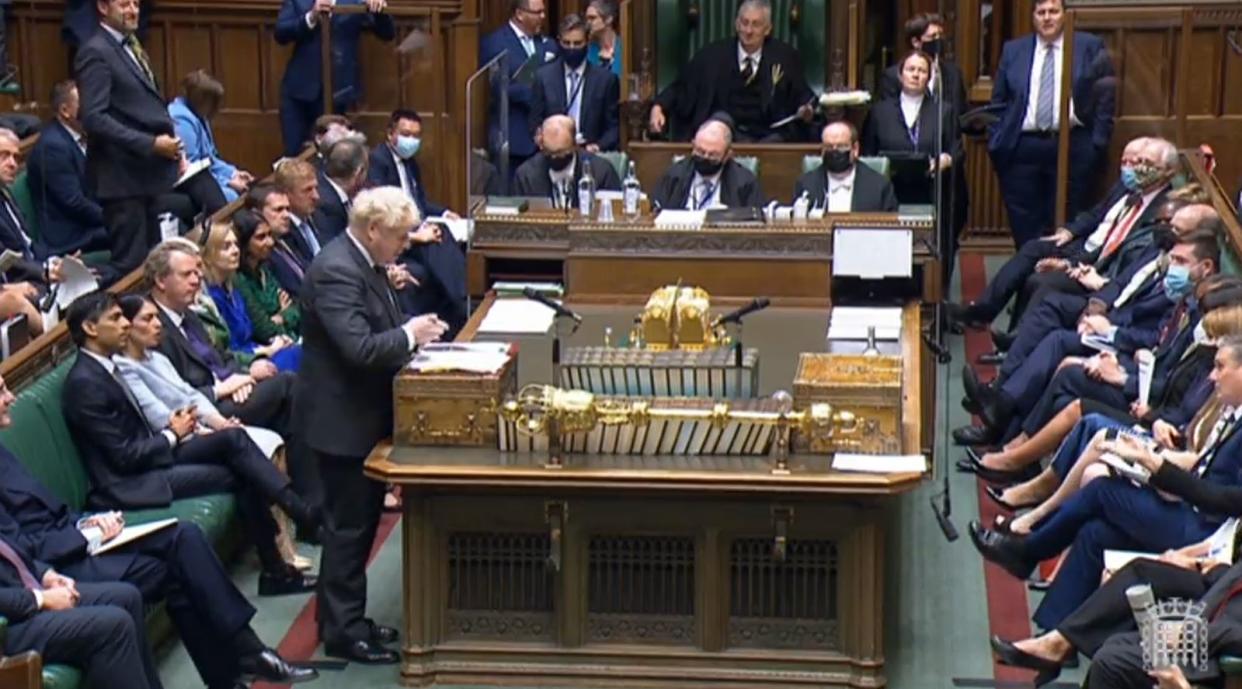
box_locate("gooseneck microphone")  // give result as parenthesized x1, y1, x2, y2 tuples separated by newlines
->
(713, 297, 771, 327)
(522, 287, 583, 324)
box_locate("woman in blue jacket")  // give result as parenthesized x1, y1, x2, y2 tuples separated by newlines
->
(168, 69, 254, 202)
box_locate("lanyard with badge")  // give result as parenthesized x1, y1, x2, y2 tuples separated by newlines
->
(694, 181, 719, 210)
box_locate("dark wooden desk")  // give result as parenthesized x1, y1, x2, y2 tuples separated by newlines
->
(469, 212, 939, 307)
(368, 300, 932, 688)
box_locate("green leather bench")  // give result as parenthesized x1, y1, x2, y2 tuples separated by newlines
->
(0, 360, 239, 689)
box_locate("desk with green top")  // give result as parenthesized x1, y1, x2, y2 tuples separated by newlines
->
(366, 296, 933, 688)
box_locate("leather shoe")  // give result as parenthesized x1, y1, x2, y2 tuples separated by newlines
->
(977, 351, 1006, 365)
(239, 648, 319, 684)
(960, 395, 981, 415)
(952, 424, 1002, 447)
(969, 521, 1035, 580)
(991, 329, 1016, 352)
(984, 484, 1039, 511)
(954, 455, 1036, 485)
(367, 620, 399, 645)
(258, 567, 318, 597)
(962, 365, 985, 405)
(977, 393, 1014, 434)
(989, 635, 1062, 686)
(945, 301, 988, 329)
(324, 639, 400, 665)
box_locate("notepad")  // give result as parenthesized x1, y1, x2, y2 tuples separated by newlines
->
(85, 518, 178, 556)
(478, 299, 556, 334)
(832, 453, 926, 473)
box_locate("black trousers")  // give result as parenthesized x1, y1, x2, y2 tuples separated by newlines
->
(102, 197, 160, 283)
(3, 581, 163, 689)
(61, 523, 257, 687)
(1010, 269, 1090, 333)
(316, 450, 385, 646)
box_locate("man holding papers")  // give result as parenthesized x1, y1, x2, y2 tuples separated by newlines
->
(0, 374, 318, 689)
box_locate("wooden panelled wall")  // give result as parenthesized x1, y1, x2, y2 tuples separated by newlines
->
(6, 0, 481, 211)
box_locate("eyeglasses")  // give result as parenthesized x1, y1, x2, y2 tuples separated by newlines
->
(518, 7, 547, 17)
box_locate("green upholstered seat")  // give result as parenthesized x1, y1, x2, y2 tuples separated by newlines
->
(800, 154, 890, 178)
(673, 154, 760, 176)
(41, 665, 83, 689)
(595, 151, 629, 179)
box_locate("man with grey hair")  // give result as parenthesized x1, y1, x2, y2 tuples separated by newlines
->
(513, 114, 621, 205)
(651, 118, 764, 209)
(530, 13, 620, 152)
(297, 185, 447, 664)
(0, 126, 66, 292)
(650, 0, 813, 142)
(314, 137, 369, 242)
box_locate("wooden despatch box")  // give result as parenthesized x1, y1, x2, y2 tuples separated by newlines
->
(792, 353, 903, 454)
(393, 348, 518, 447)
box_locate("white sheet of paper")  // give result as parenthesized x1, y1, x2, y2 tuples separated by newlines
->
(477, 298, 557, 334)
(54, 256, 99, 311)
(88, 517, 178, 556)
(175, 158, 212, 187)
(426, 216, 472, 243)
(833, 228, 912, 279)
(408, 347, 511, 374)
(1103, 549, 1159, 573)
(0, 249, 23, 274)
(243, 426, 284, 459)
(827, 306, 902, 341)
(654, 210, 706, 229)
(1208, 518, 1239, 564)
(832, 453, 926, 473)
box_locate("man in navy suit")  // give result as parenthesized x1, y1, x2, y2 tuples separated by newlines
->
(988, 0, 1115, 249)
(367, 109, 467, 334)
(75, 0, 182, 282)
(26, 79, 109, 256)
(530, 14, 619, 153)
(275, 0, 395, 157)
(0, 128, 59, 291)
(479, 0, 558, 181)
(313, 138, 368, 243)
(971, 335, 1242, 632)
(0, 374, 316, 688)
(274, 158, 326, 265)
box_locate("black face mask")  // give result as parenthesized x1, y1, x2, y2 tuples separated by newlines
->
(921, 38, 943, 57)
(1151, 222, 1178, 251)
(562, 47, 588, 69)
(546, 152, 575, 172)
(822, 150, 854, 174)
(693, 155, 724, 177)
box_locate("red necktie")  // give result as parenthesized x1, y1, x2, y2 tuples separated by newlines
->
(0, 537, 41, 591)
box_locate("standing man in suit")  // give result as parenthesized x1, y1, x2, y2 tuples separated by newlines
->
(514, 115, 621, 206)
(313, 138, 368, 242)
(0, 397, 317, 687)
(794, 121, 898, 213)
(877, 13, 967, 119)
(480, 0, 558, 181)
(297, 187, 448, 663)
(650, 0, 814, 143)
(530, 14, 620, 153)
(989, 0, 1116, 249)
(76, 0, 182, 282)
(27, 79, 110, 255)
(368, 109, 467, 334)
(275, 0, 394, 157)
(275, 159, 327, 265)
(652, 118, 763, 210)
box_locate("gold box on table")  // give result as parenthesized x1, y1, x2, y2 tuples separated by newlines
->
(394, 347, 518, 447)
(792, 353, 902, 454)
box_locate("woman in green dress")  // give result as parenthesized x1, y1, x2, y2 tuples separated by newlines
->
(233, 209, 301, 339)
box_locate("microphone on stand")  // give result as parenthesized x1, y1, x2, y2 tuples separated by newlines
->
(712, 298, 771, 327)
(522, 287, 582, 325)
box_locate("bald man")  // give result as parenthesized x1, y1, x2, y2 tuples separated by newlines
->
(792, 121, 897, 213)
(512, 115, 620, 206)
(651, 119, 764, 210)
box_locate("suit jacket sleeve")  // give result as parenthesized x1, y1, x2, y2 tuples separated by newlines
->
(313, 268, 412, 371)
(0, 586, 39, 624)
(598, 72, 620, 151)
(275, 0, 315, 44)
(1150, 461, 1242, 517)
(76, 47, 157, 157)
(64, 380, 175, 473)
(1086, 41, 1117, 151)
(879, 178, 899, 212)
(739, 174, 765, 208)
(171, 109, 237, 192)
(36, 142, 104, 227)
(652, 169, 679, 210)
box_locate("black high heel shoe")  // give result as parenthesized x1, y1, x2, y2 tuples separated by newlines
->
(989, 635, 1062, 687)
(985, 484, 1040, 512)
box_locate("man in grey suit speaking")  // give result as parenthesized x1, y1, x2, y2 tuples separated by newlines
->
(296, 186, 447, 664)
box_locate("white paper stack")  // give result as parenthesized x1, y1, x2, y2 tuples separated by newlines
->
(827, 306, 902, 341)
(832, 453, 926, 474)
(654, 209, 706, 230)
(408, 343, 512, 374)
(478, 299, 557, 334)
(55, 256, 100, 312)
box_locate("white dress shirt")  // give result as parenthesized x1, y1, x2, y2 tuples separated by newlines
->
(685, 171, 723, 210)
(389, 147, 415, 200)
(510, 20, 535, 57)
(899, 92, 923, 130)
(99, 23, 149, 79)
(1022, 35, 1083, 131)
(825, 168, 856, 213)
(548, 154, 577, 208)
(737, 43, 762, 74)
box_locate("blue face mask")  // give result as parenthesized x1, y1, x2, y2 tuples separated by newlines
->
(1119, 165, 1140, 191)
(1163, 264, 1193, 300)
(394, 135, 421, 160)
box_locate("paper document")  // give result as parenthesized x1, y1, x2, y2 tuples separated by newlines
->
(0, 249, 23, 274)
(409, 342, 512, 374)
(1099, 452, 1151, 483)
(478, 298, 556, 334)
(654, 210, 706, 229)
(1081, 333, 1117, 355)
(85, 517, 178, 556)
(1208, 518, 1239, 564)
(832, 453, 926, 474)
(1136, 350, 1155, 408)
(54, 256, 99, 311)
(175, 158, 212, 188)
(833, 228, 912, 279)
(827, 306, 902, 341)
(1103, 549, 1159, 572)
(244, 426, 284, 459)
(427, 216, 472, 243)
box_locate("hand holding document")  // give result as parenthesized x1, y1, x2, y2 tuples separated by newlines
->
(54, 255, 99, 311)
(83, 517, 178, 556)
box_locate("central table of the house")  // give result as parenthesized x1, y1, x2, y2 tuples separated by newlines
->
(367, 232, 937, 689)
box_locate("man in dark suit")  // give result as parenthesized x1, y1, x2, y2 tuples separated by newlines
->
(947, 137, 1173, 330)
(0, 542, 160, 689)
(26, 79, 110, 256)
(530, 14, 619, 153)
(275, 159, 327, 265)
(0, 380, 316, 688)
(60, 291, 319, 597)
(877, 13, 967, 119)
(514, 115, 621, 206)
(247, 184, 308, 297)
(297, 186, 447, 663)
(480, 0, 558, 180)
(367, 109, 468, 334)
(75, 0, 182, 282)
(988, 0, 1116, 249)
(652, 118, 763, 211)
(313, 138, 368, 242)
(0, 128, 63, 292)
(275, 0, 394, 157)
(793, 121, 898, 213)
(650, 0, 814, 143)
